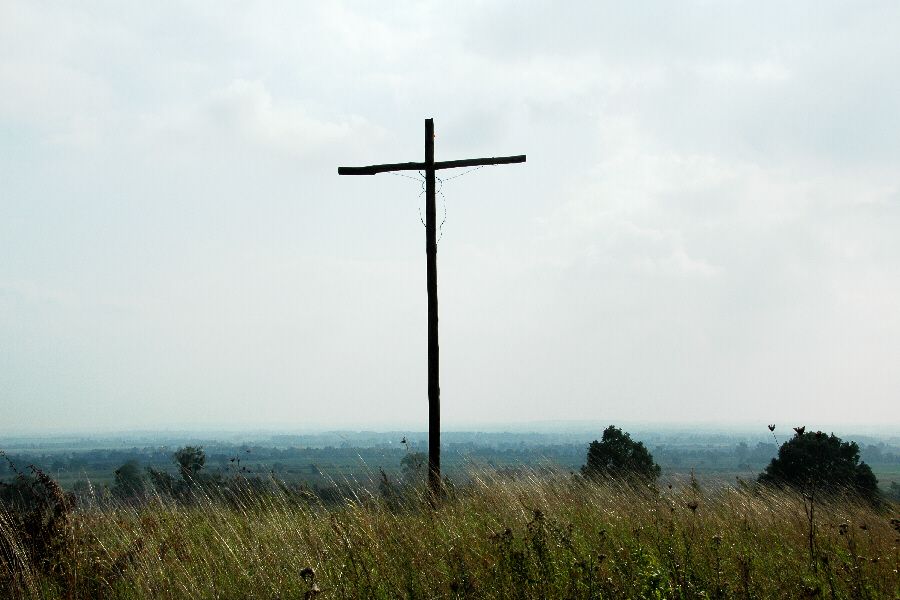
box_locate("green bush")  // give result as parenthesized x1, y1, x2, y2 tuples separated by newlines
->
(759, 429, 880, 502)
(582, 425, 661, 482)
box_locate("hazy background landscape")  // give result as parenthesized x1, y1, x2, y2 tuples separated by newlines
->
(3, 3, 900, 597)
(3, 424, 898, 498)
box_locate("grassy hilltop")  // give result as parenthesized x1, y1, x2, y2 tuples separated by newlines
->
(2, 468, 898, 599)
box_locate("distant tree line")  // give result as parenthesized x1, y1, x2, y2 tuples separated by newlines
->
(2, 426, 896, 509)
(3, 435, 898, 487)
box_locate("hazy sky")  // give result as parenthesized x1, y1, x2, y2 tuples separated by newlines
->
(2, 2, 899, 433)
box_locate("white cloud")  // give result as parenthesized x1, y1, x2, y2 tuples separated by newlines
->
(203, 79, 373, 156)
(693, 59, 791, 84)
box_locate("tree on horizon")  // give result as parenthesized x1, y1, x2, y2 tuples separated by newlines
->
(173, 446, 206, 483)
(582, 425, 661, 482)
(759, 429, 879, 502)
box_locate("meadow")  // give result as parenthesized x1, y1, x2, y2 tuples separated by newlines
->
(2, 467, 898, 599)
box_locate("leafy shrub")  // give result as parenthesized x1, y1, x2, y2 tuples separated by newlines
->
(0, 458, 75, 596)
(581, 425, 661, 482)
(759, 429, 879, 502)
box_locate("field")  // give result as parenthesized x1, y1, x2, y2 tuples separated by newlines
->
(2, 468, 899, 599)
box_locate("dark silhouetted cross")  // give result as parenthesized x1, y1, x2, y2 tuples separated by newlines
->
(339, 118, 525, 494)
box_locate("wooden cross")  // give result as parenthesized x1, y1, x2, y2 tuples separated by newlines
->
(339, 118, 525, 494)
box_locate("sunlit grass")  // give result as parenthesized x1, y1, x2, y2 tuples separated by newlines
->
(2, 468, 898, 598)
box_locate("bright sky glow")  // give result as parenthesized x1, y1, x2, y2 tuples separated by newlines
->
(1, 2, 899, 432)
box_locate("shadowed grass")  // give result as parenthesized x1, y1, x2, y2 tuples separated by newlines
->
(2, 468, 898, 598)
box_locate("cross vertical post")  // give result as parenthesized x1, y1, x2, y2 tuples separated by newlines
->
(338, 118, 524, 496)
(424, 118, 441, 494)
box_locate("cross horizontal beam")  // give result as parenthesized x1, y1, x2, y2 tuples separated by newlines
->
(338, 154, 525, 176)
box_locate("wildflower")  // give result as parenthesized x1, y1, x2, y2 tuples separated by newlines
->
(768, 424, 780, 445)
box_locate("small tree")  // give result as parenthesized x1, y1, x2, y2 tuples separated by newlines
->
(758, 429, 879, 502)
(173, 446, 206, 483)
(146, 467, 176, 496)
(112, 460, 146, 499)
(582, 425, 661, 482)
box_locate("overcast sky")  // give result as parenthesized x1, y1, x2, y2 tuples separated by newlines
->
(1, 1, 899, 433)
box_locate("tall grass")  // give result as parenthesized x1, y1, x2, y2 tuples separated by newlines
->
(2, 468, 898, 598)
